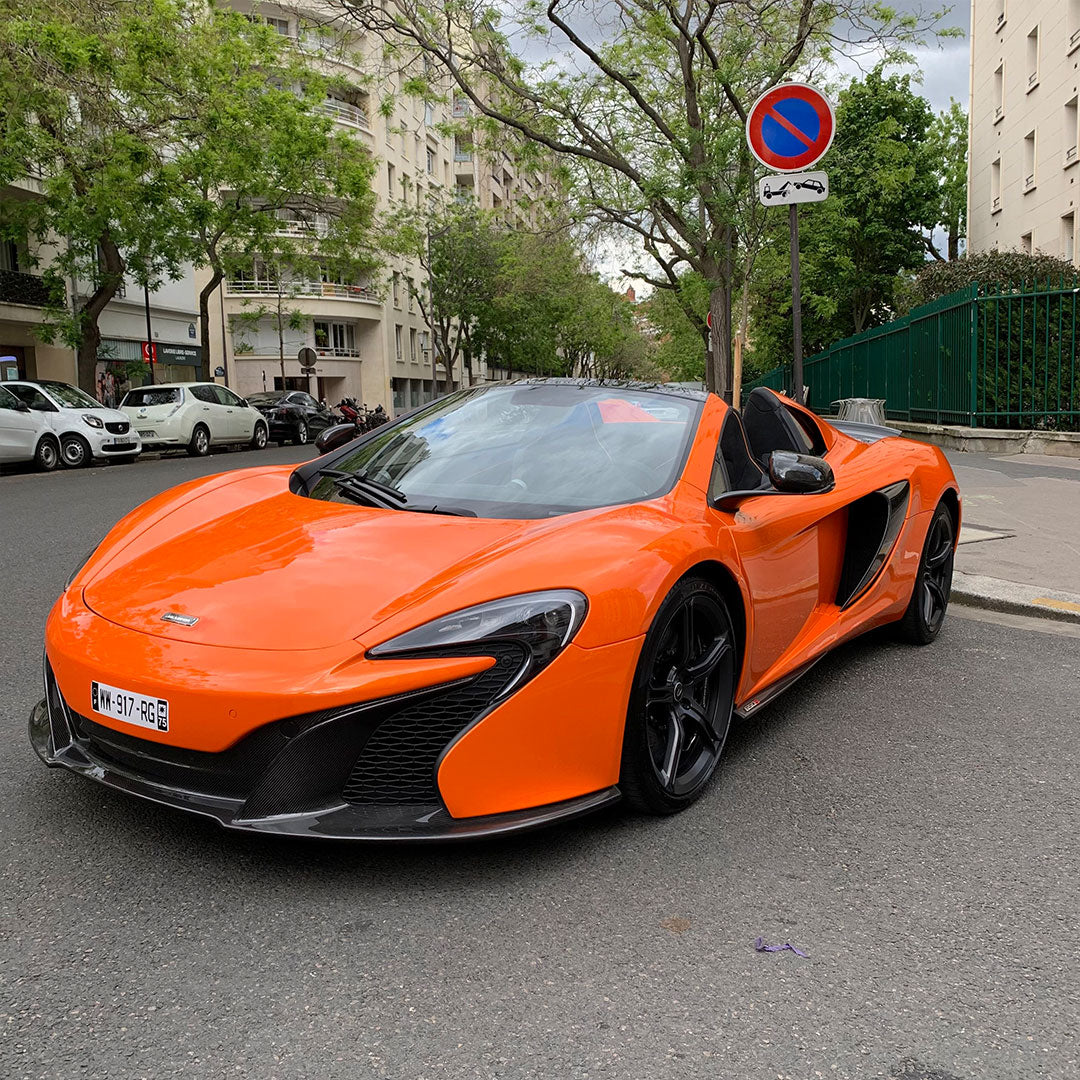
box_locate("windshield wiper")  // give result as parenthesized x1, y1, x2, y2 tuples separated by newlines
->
(314, 469, 475, 516)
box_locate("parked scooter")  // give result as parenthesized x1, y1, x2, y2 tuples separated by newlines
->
(315, 400, 390, 454)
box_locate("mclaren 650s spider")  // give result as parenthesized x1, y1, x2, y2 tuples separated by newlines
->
(30, 380, 960, 840)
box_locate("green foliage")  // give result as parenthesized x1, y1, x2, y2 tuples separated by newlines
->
(748, 67, 941, 374)
(901, 249, 1079, 310)
(925, 99, 968, 260)
(642, 278, 709, 383)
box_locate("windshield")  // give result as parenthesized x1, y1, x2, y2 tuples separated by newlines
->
(306, 384, 701, 519)
(122, 387, 182, 407)
(40, 381, 100, 409)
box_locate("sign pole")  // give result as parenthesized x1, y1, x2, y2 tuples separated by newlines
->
(789, 203, 804, 405)
(143, 282, 155, 385)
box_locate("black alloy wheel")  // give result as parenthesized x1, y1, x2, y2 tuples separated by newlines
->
(897, 501, 955, 645)
(620, 577, 738, 814)
(292, 419, 308, 446)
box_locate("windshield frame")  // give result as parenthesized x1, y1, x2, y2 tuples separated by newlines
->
(294, 383, 704, 520)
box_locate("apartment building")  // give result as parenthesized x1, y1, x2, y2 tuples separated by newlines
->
(968, 0, 1080, 264)
(1, 182, 202, 398)
(207, 1, 547, 413)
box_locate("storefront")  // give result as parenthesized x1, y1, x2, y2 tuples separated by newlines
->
(95, 338, 202, 405)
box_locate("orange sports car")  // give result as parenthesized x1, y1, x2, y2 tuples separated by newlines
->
(30, 381, 960, 839)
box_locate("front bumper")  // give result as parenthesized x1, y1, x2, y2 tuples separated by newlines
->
(29, 661, 620, 841)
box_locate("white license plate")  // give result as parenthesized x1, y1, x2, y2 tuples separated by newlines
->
(90, 681, 169, 732)
(137, 429, 156, 438)
(107, 437, 128, 445)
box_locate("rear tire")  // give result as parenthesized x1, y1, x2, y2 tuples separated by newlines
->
(187, 424, 210, 457)
(34, 436, 60, 472)
(291, 420, 308, 446)
(620, 577, 737, 815)
(896, 501, 955, 645)
(60, 434, 91, 468)
(250, 422, 268, 450)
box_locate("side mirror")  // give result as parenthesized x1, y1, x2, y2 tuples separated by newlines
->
(768, 451, 834, 494)
(315, 422, 359, 454)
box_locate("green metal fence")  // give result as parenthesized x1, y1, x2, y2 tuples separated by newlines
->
(747, 279, 1080, 430)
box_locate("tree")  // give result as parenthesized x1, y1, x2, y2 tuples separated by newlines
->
(747, 67, 941, 372)
(340, 0, 948, 398)
(148, 3, 379, 378)
(925, 99, 968, 261)
(0, 0, 193, 391)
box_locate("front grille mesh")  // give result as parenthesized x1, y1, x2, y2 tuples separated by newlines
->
(105, 421, 130, 435)
(342, 645, 525, 805)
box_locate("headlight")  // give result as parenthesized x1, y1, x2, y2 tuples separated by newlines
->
(368, 590, 588, 699)
(82, 414, 104, 428)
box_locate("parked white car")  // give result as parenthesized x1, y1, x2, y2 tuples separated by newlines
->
(0, 384, 60, 470)
(120, 382, 269, 456)
(2, 379, 142, 467)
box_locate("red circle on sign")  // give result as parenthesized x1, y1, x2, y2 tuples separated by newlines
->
(746, 83, 835, 173)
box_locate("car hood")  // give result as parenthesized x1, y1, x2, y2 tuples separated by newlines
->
(82, 470, 562, 651)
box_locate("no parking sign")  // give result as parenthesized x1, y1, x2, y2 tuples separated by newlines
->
(746, 83, 835, 173)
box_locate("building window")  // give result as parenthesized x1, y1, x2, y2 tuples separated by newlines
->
(313, 321, 356, 356)
(1026, 26, 1039, 91)
(0, 238, 19, 272)
(1066, 98, 1079, 167)
(424, 102, 434, 127)
(1023, 130, 1036, 190)
(1064, 214, 1076, 262)
(1020, 231, 1033, 255)
(394, 324, 403, 359)
(387, 162, 396, 196)
(426, 147, 435, 174)
(409, 328, 417, 361)
(392, 271, 401, 307)
(991, 157, 1002, 213)
(994, 64, 1004, 122)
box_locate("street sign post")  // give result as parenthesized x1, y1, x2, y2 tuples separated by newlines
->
(746, 84, 835, 406)
(298, 346, 318, 377)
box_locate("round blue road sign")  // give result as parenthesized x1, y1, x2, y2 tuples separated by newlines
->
(746, 83, 835, 173)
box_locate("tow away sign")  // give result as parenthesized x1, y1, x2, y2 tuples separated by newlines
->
(757, 171, 829, 207)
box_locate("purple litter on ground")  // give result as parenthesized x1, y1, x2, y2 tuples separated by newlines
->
(754, 936, 809, 958)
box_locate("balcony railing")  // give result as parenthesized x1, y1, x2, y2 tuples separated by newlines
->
(225, 279, 378, 301)
(453, 149, 473, 162)
(1024, 172, 1036, 188)
(992, 195, 1002, 212)
(1028, 71, 1038, 87)
(997, 10, 1006, 28)
(1067, 146, 1078, 164)
(0, 268, 52, 306)
(1072, 27, 1080, 48)
(319, 99, 370, 131)
(995, 104, 1004, 120)
(313, 345, 360, 358)
(274, 219, 329, 238)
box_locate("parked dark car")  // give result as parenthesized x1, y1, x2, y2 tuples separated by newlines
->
(246, 391, 336, 446)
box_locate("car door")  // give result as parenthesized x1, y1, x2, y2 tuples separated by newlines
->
(292, 392, 329, 433)
(215, 385, 254, 441)
(0, 385, 43, 462)
(187, 385, 225, 442)
(3, 384, 61, 433)
(705, 410, 847, 694)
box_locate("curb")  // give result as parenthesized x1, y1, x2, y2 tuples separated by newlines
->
(951, 570, 1080, 625)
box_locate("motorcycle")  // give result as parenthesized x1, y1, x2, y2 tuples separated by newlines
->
(315, 401, 390, 454)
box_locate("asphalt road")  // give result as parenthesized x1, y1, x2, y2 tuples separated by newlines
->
(2, 450, 1078, 1080)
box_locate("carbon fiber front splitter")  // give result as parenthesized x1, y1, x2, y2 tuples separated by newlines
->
(28, 697, 620, 841)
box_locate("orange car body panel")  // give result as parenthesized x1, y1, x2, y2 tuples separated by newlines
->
(44, 390, 959, 822)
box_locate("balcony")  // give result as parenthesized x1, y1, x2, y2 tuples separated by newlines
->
(319, 99, 370, 131)
(313, 346, 361, 358)
(225, 279, 378, 302)
(453, 148, 473, 162)
(0, 268, 52, 306)
(273, 217, 329, 239)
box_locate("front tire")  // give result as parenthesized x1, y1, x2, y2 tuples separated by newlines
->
(291, 420, 308, 446)
(60, 434, 91, 468)
(896, 500, 955, 645)
(34, 436, 60, 472)
(250, 422, 268, 450)
(187, 424, 210, 457)
(620, 577, 737, 815)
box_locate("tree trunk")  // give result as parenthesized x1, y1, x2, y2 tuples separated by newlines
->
(198, 265, 224, 384)
(948, 229, 959, 261)
(704, 228, 735, 403)
(75, 231, 126, 393)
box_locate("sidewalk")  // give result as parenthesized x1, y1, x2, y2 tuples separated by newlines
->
(943, 449, 1080, 623)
